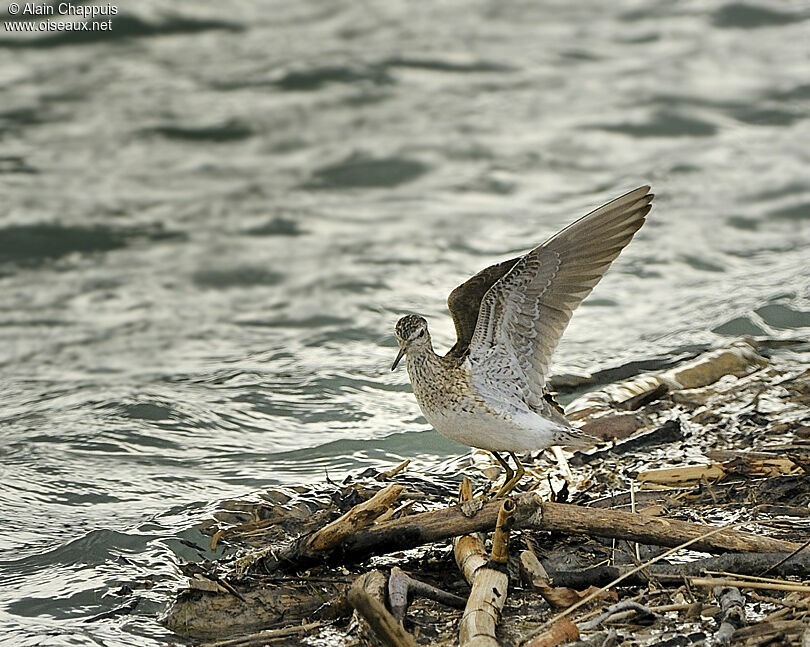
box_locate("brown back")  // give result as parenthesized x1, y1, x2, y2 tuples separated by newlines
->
(445, 255, 521, 358)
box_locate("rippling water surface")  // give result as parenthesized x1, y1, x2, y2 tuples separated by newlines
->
(1, 1, 809, 644)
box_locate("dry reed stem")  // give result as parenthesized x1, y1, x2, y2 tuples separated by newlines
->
(689, 577, 810, 594)
(201, 621, 322, 647)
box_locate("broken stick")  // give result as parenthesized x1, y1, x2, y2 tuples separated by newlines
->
(306, 483, 404, 552)
(456, 498, 515, 647)
(388, 566, 466, 623)
(713, 586, 745, 645)
(348, 570, 417, 647)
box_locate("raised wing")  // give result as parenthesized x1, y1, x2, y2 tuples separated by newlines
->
(446, 256, 520, 358)
(468, 186, 653, 407)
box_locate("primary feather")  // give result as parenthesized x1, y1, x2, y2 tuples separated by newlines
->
(466, 185, 652, 412)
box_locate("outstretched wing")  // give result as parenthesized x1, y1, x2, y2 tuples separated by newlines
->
(468, 186, 653, 408)
(446, 256, 521, 358)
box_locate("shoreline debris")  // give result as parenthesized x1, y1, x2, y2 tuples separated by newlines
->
(161, 339, 810, 645)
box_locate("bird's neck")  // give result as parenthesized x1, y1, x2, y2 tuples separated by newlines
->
(405, 340, 440, 378)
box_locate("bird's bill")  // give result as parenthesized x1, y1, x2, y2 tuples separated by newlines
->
(391, 346, 406, 371)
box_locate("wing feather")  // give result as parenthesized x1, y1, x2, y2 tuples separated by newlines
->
(468, 186, 653, 408)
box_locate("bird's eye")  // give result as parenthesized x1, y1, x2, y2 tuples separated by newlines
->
(417, 329, 425, 338)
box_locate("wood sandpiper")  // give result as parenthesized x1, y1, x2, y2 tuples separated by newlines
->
(392, 186, 654, 496)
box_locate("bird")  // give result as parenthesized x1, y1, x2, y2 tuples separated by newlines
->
(391, 186, 653, 497)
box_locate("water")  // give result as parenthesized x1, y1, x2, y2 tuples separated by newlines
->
(1, 1, 808, 644)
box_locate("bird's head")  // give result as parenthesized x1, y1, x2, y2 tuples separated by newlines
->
(392, 314, 429, 370)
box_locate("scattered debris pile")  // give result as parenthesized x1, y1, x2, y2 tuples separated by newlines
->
(163, 339, 810, 646)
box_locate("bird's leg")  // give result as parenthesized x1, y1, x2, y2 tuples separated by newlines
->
(491, 451, 514, 494)
(494, 452, 526, 498)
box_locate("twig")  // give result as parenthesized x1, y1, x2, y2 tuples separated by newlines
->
(758, 606, 793, 624)
(306, 483, 405, 552)
(731, 619, 809, 641)
(201, 621, 322, 647)
(600, 628, 619, 647)
(374, 500, 415, 524)
(759, 538, 810, 577)
(543, 552, 810, 590)
(459, 477, 474, 503)
(579, 601, 657, 631)
(551, 446, 574, 481)
(378, 460, 411, 480)
(578, 601, 698, 625)
(630, 481, 641, 563)
(211, 517, 279, 550)
(750, 591, 810, 610)
(705, 570, 808, 585)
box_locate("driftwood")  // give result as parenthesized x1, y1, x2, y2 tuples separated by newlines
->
(261, 491, 801, 572)
(637, 463, 726, 484)
(164, 579, 334, 638)
(570, 419, 683, 466)
(348, 570, 417, 647)
(566, 341, 766, 423)
(637, 454, 800, 485)
(377, 460, 411, 480)
(388, 566, 466, 623)
(543, 552, 810, 589)
(455, 484, 514, 647)
(306, 483, 404, 552)
(731, 619, 809, 641)
(713, 586, 745, 645)
(689, 577, 810, 594)
(563, 341, 770, 443)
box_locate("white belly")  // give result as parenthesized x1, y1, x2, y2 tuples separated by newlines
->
(421, 404, 563, 452)
(407, 353, 567, 452)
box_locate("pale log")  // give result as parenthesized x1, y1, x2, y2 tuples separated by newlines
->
(455, 499, 513, 647)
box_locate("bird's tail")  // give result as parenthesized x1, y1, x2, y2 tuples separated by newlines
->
(554, 426, 598, 449)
